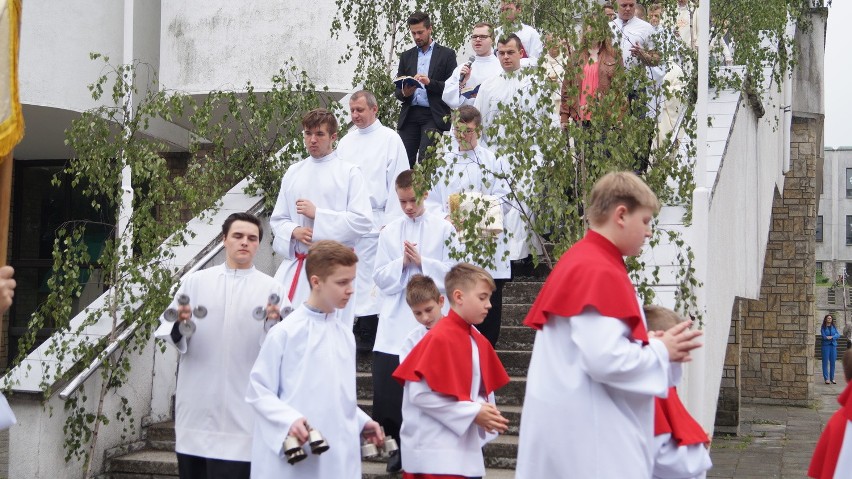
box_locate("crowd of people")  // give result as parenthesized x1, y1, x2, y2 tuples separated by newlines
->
(149, 2, 719, 479)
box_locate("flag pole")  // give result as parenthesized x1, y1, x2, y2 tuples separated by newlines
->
(0, 153, 11, 266)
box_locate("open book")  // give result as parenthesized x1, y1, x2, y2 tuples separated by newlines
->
(393, 76, 425, 89)
(460, 83, 480, 99)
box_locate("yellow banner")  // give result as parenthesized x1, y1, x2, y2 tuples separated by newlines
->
(0, 0, 22, 162)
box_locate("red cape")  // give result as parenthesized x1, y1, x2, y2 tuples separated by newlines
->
(524, 230, 649, 344)
(392, 310, 510, 401)
(809, 382, 852, 479)
(654, 387, 709, 446)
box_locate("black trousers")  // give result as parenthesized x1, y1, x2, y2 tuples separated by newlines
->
(399, 106, 439, 168)
(372, 351, 404, 441)
(475, 278, 507, 348)
(177, 453, 250, 479)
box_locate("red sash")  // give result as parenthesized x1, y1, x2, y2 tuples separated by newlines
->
(809, 382, 852, 479)
(654, 387, 709, 446)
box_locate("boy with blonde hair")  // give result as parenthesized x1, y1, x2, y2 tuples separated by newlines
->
(400, 274, 446, 361)
(644, 305, 713, 479)
(809, 348, 852, 478)
(372, 169, 458, 472)
(516, 171, 703, 478)
(246, 240, 383, 478)
(393, 263, 510, 477)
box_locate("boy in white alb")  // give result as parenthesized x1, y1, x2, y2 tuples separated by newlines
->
(515, 172, 703, 478)
(371, 170, 458, 472)
(393, 263, 511, 478)
(494, 1, 543, 67)
(398, 274, 446, 362)
(155, 213, 289, 479)
(336, 90, 409, 350)
(270, 109, 373, 329)
(426, 105, 511, 347)
(246, 240, 384, 479)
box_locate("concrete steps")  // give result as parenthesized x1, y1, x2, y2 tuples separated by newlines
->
(105, 271, 547, 477)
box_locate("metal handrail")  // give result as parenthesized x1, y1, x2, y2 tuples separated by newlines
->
(58, 241, 226, 400)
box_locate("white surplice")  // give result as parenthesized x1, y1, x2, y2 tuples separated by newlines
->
(495, 23, 544, 67)
(246, 304, 371, 479)
(425, 145, 511, 279)
(154, 264, 289, 462)
(399, 325, 429, 362)
(337, 120, 409, 317)
(473, 69, 543, 149)
(652, 434, 712, 479)
(516, 303, 681, 479)
(442, 53, 503, 109)
(372, 211, 457, 355)
(269, 151, 373, 327)
(399, 337, 497, 477)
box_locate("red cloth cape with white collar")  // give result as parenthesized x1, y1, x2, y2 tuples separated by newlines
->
(809, 382, 852, 479)
(392, 309, 510, 401)
(654, 387, 709, 446)
(523, 229, 649, 344)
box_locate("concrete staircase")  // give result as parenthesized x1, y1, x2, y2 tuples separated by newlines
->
(105, 277, 545, 478)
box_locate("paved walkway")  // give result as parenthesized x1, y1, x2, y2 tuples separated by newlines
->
(709, 360, 839, 478)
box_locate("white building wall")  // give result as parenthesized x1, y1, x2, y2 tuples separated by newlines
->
(159, 0, 358, 94)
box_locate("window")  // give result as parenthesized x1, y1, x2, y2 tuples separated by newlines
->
(817, 216, 823, 242)
(847, 216, 852, 245)
(829, 288, 836, 304)
(847, 168, 852, 197)
(817, 261, 823, 273)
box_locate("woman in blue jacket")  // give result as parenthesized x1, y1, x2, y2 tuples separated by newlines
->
(821, 314, 840, 384)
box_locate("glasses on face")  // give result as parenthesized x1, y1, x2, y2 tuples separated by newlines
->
(470, 34, 490, 40)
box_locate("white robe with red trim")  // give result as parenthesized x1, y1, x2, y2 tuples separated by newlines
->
(269, 151, 373, 327)
(516, 301, 681, 479)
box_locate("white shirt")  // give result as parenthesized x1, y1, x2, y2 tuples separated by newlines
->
(442, 53, 503, 109)
(269, 151, 373, 326)
(400, 337, 498, 476)
(246, 304, 372, 479)
(154, 264, 289, 462)
(495, 23, 544, 67)
(611, 16, 658, 68)
(337, 120, 409, 316)
(473, 69, 542, 149)
(516, 303, 681, 478)
(425, 145, 512, 279)
(372, 212, 457, 355)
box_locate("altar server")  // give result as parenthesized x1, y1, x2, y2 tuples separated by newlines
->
(270, 108, 373, 329)
(809, 349, 852, 479)
(337, 90, 409, 351)
(246, 240, 384, 478)
(155, 213, 289, 479)
(442, 22, 503, 110)
(494, 1, 544, 67)
(515, 172, 703, 478)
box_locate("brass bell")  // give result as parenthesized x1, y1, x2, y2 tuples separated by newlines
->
(283, 435, 307, 465)
(178, 320, 196, 337)
(361, 441, 379, 459)
(382, 436, 399, 455)
(164, 294, 190, 322)
(253, 293, 284, 321)
(308, 428, 330, 455)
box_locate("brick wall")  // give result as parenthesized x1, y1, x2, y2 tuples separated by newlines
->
(715, 300, 742, 435)
(736, 116, 818, 406)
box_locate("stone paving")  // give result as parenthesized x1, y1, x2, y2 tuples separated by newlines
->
(709, 359, 840, 478)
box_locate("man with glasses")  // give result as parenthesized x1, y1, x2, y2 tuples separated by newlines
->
(442, 22, 503, 110)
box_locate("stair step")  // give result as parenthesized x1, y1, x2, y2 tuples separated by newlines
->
(502, 280, 545, 304)
(108, 449, 178, 476)
(503, 304, 532, 327)
(106, 447, 518, 477)
(146, 421, 176, 451)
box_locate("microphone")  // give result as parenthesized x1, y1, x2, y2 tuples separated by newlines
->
(459, 56, 475, 83)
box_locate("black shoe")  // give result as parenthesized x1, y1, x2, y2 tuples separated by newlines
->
(386, 450, 401, 473)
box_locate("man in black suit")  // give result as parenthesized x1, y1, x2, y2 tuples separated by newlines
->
(394, 11, 457, 167)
